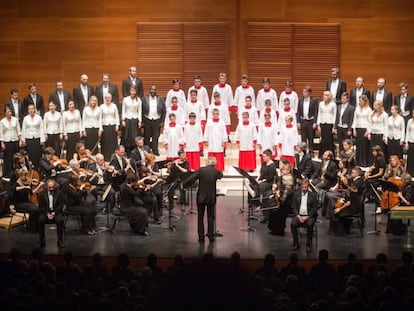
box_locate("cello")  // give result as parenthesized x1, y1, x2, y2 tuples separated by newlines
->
(380, 155, 404, 210)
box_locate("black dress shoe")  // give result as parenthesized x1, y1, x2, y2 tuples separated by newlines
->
(306, 245, 312, 253)
(291, 244, 300, 251)
(57, 240, 65, 248)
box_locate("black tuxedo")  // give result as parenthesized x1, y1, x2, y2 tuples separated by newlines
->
(95, 83, 120, 107)
(141, 95, 166, 154)
(326, 79, 347, 104)
(22, 93, 45, 117)
(122, 76, 144, 98)
(335, 103, 355, 149)
(297, 96, 318, 152)
(38, 189, 66, 242)
(290, 189, 319, 247)
(371, 89, 393, 114)
(349, 87, 370, 106)
(4, 99, 24, 124)
(184, 164, 223, 240)
(311, 160, 338, 190)
(295, 153, 314, 179)
(130, 145, 151, 168)
(394, 93, 414, 123)
(48, 91, 72, 112)
(109, 155, 129, 190)
(73, 84, 94, 113)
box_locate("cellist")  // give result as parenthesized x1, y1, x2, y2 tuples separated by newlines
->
(380, 155, 404, 213)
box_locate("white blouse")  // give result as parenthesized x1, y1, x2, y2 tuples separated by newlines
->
(0, 116, 21, 142)
(388, 115, 405, 140)
(100, 103, 120, 126)
(43, 111, 63, 135)
(405, 118, 414, 143)
(62, 110, 82, 135)
(122, 96, 142, 121)
(22, 115, 44, 141)
(369, 111, 388, 136)
(317, 101, 337, 125)
(352, 106, 372, 129)
(82, 106, 103, 131)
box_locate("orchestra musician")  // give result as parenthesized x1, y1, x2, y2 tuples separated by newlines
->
(38, 147, 69, 185)
(165, 150, 189, 209)
(364, 145, 386, 209)
(294, 142, 314, 180)
(338, 138, 356, 168)
(109, 145, 135, 192)
(61, 175, 97, 235)
(379, 155, 403, 215)
(130, 136, 151, 169)
(389, 173, 414, 235)
(256, 149, 277, 224)
(144, 153, 164, 217)
(119, 174, 149, 236)
(9, 168, 41, 233)
(310, 150, 338, 191)
(136, 167, 162, 225)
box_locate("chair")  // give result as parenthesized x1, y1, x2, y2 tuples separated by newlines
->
(8, 204, 28, 232)
(111, 207, 133, 235)
(297, 218, 321, 247)
(63, 206, 83, 234)
(341, 194, 365, 237)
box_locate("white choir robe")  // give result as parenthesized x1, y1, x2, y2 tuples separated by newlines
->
(166, 89, 187, 109)
(183, 101, 206, 123)
(183, 121, 203, 170)
(234, 85, 256, 109)
(235, 121, 258, 170)
(238, 106, 260, 125)
(188, 86, 210, 109)
(211, 84, 233, 108)
(278, 108, 297, 132)
(278, 125, 300, 157)
(208, 103, 231, 129)
(257, 123, 278, 155)
(256, 88, 279, 111)
(204, 118, 228, 171)
(165, 107, 185, 128)
(258, 108, 278, 126)
(279, 91, 299, 113)
(162, 124, 184, 159)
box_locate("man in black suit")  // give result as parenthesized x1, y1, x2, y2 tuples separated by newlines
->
(130, 136, 151, 169)
(295, 142, 314, 179)
(22, 83, 45, 117)
(371, 77, 393, 114)
(73, 74, 94, 113)
(349, 76, 370, 106)
(109, 145, 131, 192)
(311, 150, 338, 190)
(48, 81, 72, 112)
(291, 178, 319, 252)
(95, 73, 120, 108)
(333, 92, 355, 152)
(4, 88, 24, 124)
(326, 67, 347, 104)
(122, 66, 144, 98)
(141, 86, 166, 155)
(184, 157, 223, 243)
(297, 85, 318, 155)
(394, 82, 414, 124)
(38, 179, 66, 248)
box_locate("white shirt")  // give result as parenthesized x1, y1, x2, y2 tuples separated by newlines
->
(166, 89, 186, 109)
(0, 116, 21, 142)
(22, 114, 44, 141)
(211, 83, 233, 108)
(234, 121, 257, 151)
(299, 192, 309, 215)
(57, 92, 65, 112)
(188, 86, 210, 109)
(352, 106, 372, 129)
(122, 96, 142, 121)
(48, 192, 54, 210)
(388, 115, 405, 140)
(82, 106, 103, 131)
(375, 89, 384, 102)
(147, 96, 160, 120)
(100, 103, 119, 126)
(204, 119, 228, 153)
(369, 111, 388, 136)
(81, 84, 88, 104)
(317, 101, 337, 125)
(208, 103, 231, 126)
(405, 119, 414, 143)
(184, 101, 206, 123)
(330, 79, 339, 98)
(238, 105, 259, 125)
(256, 88, 278, 111)
(62, 110, 82, 135)
(303, 97, 310, 119)
(400, 95, 409, 116)
(43, 111, 63, 135)
(165, 106, 185, 128)
(12, 101, 19, 119)
(234, 85, 255, 109)
(279, 91, 299, 112)
(182, 122, 203, 152)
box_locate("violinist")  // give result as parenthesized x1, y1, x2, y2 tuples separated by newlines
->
(338, 138, 356, 168)
(61, 175, 97, 235)
(328, 176, 359, 236)
(119, 174, 149, 235)
(136, 167, 161, 224)
(74, 142, 94, 169)
(144, 153, 164, 215)
(9, 168, 41, 233)
(310, 150, 338, 191)
(364, 145, 386, 205)
(39, 147, 69, 184)
(165, 149, 189, 208)
(130, 135, 151, 169)
(109, 145, 135, 192)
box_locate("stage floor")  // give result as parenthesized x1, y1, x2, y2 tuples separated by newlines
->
(0, 196, 411, 260)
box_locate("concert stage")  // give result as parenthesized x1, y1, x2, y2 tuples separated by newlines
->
(0, 196, 411, 261)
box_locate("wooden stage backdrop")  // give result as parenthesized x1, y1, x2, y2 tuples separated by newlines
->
(0, 0, 413, 115)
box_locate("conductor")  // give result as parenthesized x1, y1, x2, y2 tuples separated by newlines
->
(184, 157, 223, 243)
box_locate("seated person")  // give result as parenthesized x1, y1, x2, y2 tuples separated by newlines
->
(364, 145, 386, 206)
(294, 142, 314, 180)
(310, 150, 338, 191)
(328, 177, 359, 236)
(38, 179, 66, 248)
(61, 175, 97, 235)
(256, 149, 277, 222)
(38, 147, 69, 185)
(120, 174, 149, 236)
(164, 150, 189, 208)
(291, 178, 319, 253)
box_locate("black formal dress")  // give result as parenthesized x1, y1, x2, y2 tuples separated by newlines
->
(38, 188, 66, 243)
(329, 190, 359, 236)
(184, 164, 223, 241)
(119, 183, 148, 234)
(10, 183, 39, 233)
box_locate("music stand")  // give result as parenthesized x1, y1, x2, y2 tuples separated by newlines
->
(161, 179, 181, 232)
(99, 184, 116, 234)
(233, 166, 259, 232)
(181, 171, 198, 215)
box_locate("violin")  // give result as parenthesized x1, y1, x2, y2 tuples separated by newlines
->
(50, 155, 68, 169)
(78, 148, 95, 164)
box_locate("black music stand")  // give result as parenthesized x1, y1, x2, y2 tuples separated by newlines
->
(181, 171, 198, 215)
(98, 184, 116, 234)
(161, 179, 181, 232)
(233, 166, 259, 232)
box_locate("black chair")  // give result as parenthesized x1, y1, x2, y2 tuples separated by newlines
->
(297, 219, 321, 247)
(8, 204, 28, 232)
(63, 206, 83, 234)
(111, 207, 134, 235)
(341, 194, 365, 237)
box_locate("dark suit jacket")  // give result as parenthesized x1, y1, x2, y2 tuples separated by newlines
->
(184, 165, 223, 204)
(295, 153, 314, 178)
(48, 91, 72, 112)
(394, 94, 414, 115)
(297, 96, 319, 126)
(4, 99, 24, 124)
(334, 103, 355, 131)
(371, 89, 393, 113)
(61, 182, 84, 207)
(142, 95, 166, 123)
(73, 84, 94, 113)
(291, 189, 318, 218)
(311, 160, 338, 188)
(130, 145, 151, 168)
(349, 87, 370, 106)
(326, 79, 347, 103)
(122, 77, 144, 98)
(95, 83, 120, 106)
(109, 155, 129, 187)
(38, 189, 66, 216)
(22, 93, 45, 117)
(120, 183, 144, 208)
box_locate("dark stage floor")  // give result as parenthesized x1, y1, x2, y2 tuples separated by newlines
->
(0, 196, 412, 260)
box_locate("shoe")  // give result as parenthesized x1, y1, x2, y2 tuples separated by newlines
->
(57, 240, 65, 248)
(206, 234, 215, 243)
(306, 245, 312, 253)
(291, 244, 300, 251)
(38, 240, 46, 248)
(375, 207, 382, 215)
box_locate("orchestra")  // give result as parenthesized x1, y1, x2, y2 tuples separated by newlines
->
(2, 74, 414, 247)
